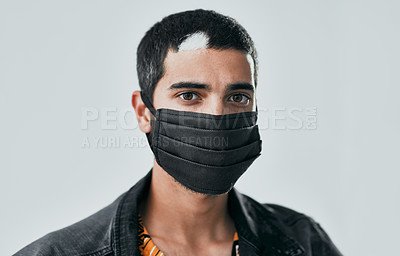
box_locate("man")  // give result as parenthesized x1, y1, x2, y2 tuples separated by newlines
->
(15, 9, 342, 256)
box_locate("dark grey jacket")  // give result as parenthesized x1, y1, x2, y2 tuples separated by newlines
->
(14, 170, 342, 256)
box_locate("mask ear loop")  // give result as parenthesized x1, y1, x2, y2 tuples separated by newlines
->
(140, 91, 157, 152)
(140, 91, 157, 117)
(254, 92, 258, 113)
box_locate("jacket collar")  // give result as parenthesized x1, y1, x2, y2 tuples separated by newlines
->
(112, 169, 304, 256)
(228, 189, 305, 256)
(112, 170, 152, 256)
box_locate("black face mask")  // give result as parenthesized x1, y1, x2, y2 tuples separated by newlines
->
(140, 91, 262, 195)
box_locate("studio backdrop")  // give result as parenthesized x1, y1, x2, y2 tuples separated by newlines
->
(1, 1, 399, 255)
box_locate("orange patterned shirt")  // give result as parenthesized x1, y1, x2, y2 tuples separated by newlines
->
(138, 215, 239, 256)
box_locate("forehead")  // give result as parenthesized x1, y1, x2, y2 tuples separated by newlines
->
(161, 48, 253, 87)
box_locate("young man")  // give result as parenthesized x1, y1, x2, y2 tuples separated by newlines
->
(15, 9, 342, 256)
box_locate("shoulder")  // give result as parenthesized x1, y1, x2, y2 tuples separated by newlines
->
(240, 193, 342, 255)
(13, 193, 125, 256)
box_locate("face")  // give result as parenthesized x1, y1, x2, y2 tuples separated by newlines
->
(152, 48, 255, 115)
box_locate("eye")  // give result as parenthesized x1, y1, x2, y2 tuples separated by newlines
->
(228, 93, 250, 104)
(178, 92, 199, 101)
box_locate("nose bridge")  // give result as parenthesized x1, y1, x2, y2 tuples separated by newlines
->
(206, 94, 225, 115)
(201, 67, 230, 115)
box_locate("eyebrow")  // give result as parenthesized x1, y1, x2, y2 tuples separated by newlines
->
(226, 82, 254, 92)
(168, 82, 254, 92)
(169, 82, 211, 90)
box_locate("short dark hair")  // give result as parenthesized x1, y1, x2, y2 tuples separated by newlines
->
(136, 9, 258, 104)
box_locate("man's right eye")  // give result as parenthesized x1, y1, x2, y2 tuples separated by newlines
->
(178, 92, 199, 101)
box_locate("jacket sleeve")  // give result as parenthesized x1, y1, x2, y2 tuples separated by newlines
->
(13, 230, 114, 256)
(13, 232, 66, 256)
(12, 196, 120, 256)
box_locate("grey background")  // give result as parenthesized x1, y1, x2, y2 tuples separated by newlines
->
(1, 0, 399, 255)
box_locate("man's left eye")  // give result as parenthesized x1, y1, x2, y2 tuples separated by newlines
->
(228, 94, 250, 104)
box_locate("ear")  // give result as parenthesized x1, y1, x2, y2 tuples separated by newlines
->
(132, 90, 152, 133)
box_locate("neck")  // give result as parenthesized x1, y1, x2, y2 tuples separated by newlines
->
(139, 160, 236, 244)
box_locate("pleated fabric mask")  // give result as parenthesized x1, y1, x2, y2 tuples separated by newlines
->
(140, 91, 262, 195)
